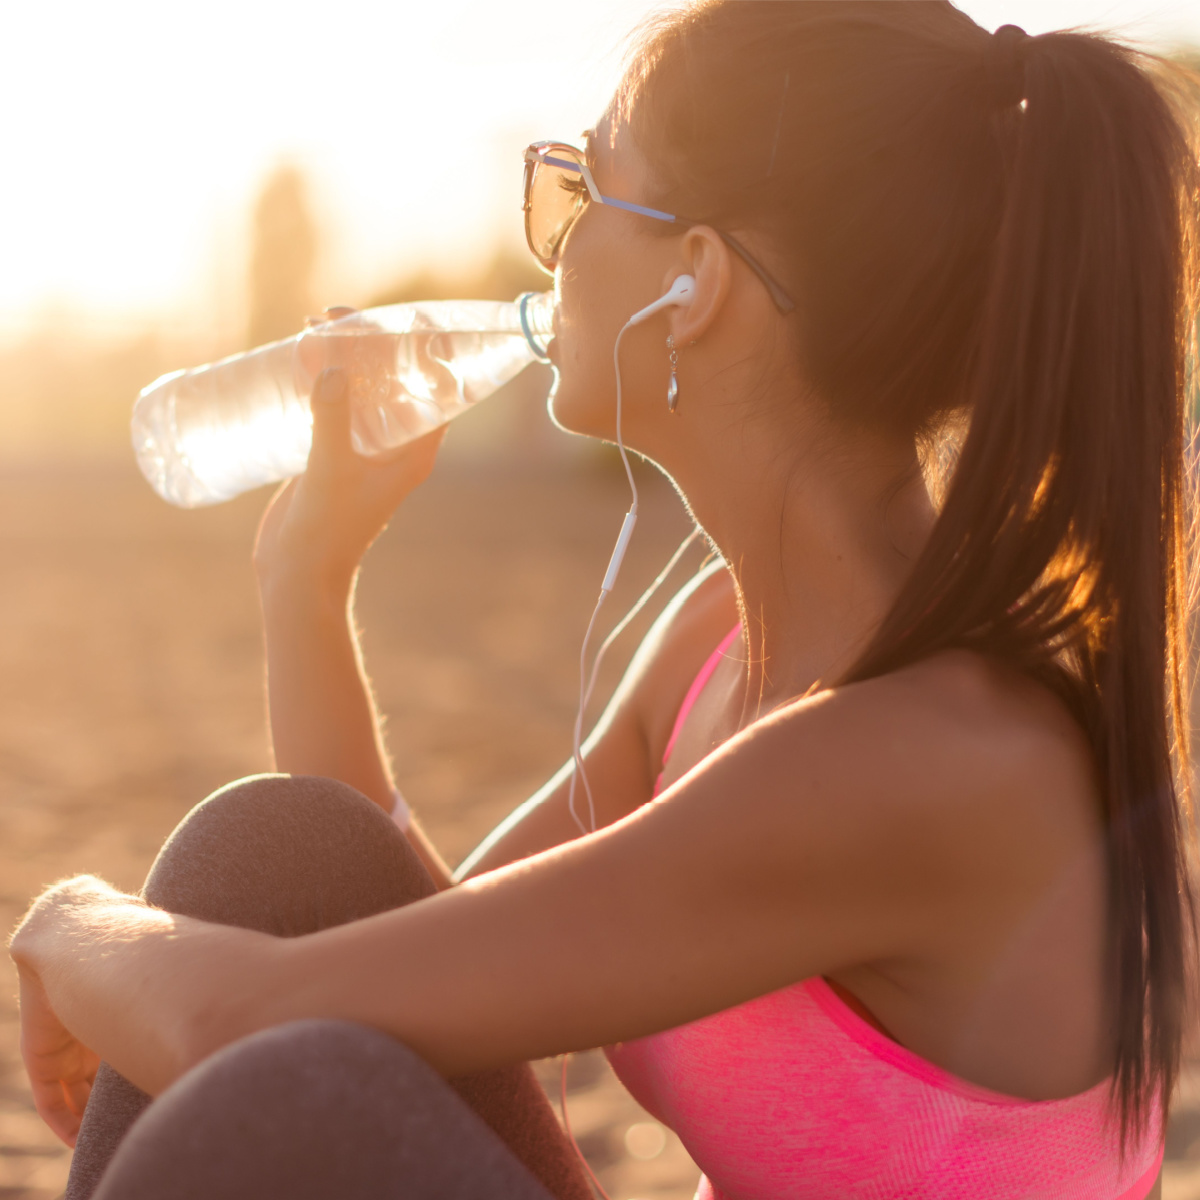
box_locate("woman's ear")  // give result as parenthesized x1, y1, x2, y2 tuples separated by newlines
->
(665, 226, 733, 344)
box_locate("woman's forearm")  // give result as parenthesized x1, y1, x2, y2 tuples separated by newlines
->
(259, 572, 455, 887)
(251, 387, 455, 882)
(259, 573, 394, 808)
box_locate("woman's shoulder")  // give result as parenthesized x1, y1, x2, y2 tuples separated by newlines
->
(627, 573, 1100, 854)
(766, 648, 1102, 859)
(876, 649, 1095, 796)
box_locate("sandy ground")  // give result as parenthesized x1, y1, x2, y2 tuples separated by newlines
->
(2, 395, 1200, 1197)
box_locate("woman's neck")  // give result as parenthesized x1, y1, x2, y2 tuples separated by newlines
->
(673, 413, 938, 722)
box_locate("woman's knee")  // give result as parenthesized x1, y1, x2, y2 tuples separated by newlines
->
(143, 774, 437, 934)
(92, 1021, 553, 1200)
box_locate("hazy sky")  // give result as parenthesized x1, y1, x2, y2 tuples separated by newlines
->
(2, 0, 1197, 335)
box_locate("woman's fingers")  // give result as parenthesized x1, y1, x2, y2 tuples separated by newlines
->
(18, 966, 100, 1146)
(371, 422, 447, 491)
(32, 1077, 78, 1145)
(32, 1063, 94, 1146)
(309, 363, 446, 492)
(304, 305, 358, 329)
(26, 1040, 97, 1146)
(62, 1073, 94, 1118)
(307, 367, 353, 474)
(255, 362, 449, 590)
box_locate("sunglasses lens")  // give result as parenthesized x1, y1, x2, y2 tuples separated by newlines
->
(526, 147, 588, 266)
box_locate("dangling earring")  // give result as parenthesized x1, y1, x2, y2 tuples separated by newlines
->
(666, 334, 680, 413)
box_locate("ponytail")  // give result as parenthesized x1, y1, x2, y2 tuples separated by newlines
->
(843, 31, 1200, 1138)
(622, 1, 1200, 1142)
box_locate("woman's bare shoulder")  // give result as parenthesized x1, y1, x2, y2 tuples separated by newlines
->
(769, 649, 1103, 863)
(892, 650, 1097, 810)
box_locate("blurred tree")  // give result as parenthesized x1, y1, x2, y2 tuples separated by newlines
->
(247, 165, 317, 347)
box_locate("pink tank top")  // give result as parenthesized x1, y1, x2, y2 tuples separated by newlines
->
(606, 626, 1163, 1199)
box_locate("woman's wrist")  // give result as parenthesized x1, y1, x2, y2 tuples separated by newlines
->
(9, 877, 127, 969)
(256, 561, 357, 624)
(168, 925, 291, 1077)
(209, 930, 309, 1057)
(253, 518, 363, 611)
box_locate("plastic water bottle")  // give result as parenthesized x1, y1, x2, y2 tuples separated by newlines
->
(132, 292, 555, 508)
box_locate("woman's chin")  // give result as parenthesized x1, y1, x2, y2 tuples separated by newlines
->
(545, 380, 613, 440)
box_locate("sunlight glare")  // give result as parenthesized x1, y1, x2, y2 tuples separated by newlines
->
(0, 0, 1195, 334)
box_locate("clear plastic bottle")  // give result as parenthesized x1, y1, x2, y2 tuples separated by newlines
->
(132, 292, 555, 507)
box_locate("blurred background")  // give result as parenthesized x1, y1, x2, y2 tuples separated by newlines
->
(1, 2, 1200, 1198)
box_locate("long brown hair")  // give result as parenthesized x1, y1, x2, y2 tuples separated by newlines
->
(619, 0, 1200, 1140)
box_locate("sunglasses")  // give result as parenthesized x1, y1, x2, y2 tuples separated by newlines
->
(522, 140, 796, 316)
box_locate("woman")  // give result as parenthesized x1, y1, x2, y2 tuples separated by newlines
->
(10, 3, 1198, 1197)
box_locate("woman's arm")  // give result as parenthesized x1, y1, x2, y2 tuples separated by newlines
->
(253, 365, 453, 883)
(257, 573, 392, 813)
(256, 559, 456, 885)
(13, 657, 1079, 1096)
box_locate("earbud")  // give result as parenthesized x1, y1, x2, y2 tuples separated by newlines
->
(627, 274, 696, 326)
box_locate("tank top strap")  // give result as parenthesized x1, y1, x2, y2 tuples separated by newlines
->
(657, 624, 742, 784)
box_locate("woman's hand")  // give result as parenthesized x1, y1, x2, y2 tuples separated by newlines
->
(253, 348, 446, 601)
(16, 965, 99, 1146)
(9, 878, 115, 1145)
(10, 877, 278, 1105)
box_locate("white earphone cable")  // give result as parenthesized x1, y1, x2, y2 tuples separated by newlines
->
(567, 318, 704, 835)
(566, 318, 636, 834)
(583, 525, 703, 718)
(562, 291, 698, 1194)
(566, 522, 701, 836)
(612, 323, 639, 513)
(567, 594, 606, 835)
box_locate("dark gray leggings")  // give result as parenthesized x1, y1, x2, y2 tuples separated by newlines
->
(65, 774, 594, 1200)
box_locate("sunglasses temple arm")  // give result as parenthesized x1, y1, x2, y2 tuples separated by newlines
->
(576, 159, 606, 205)
(717, 231, 796, 315)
